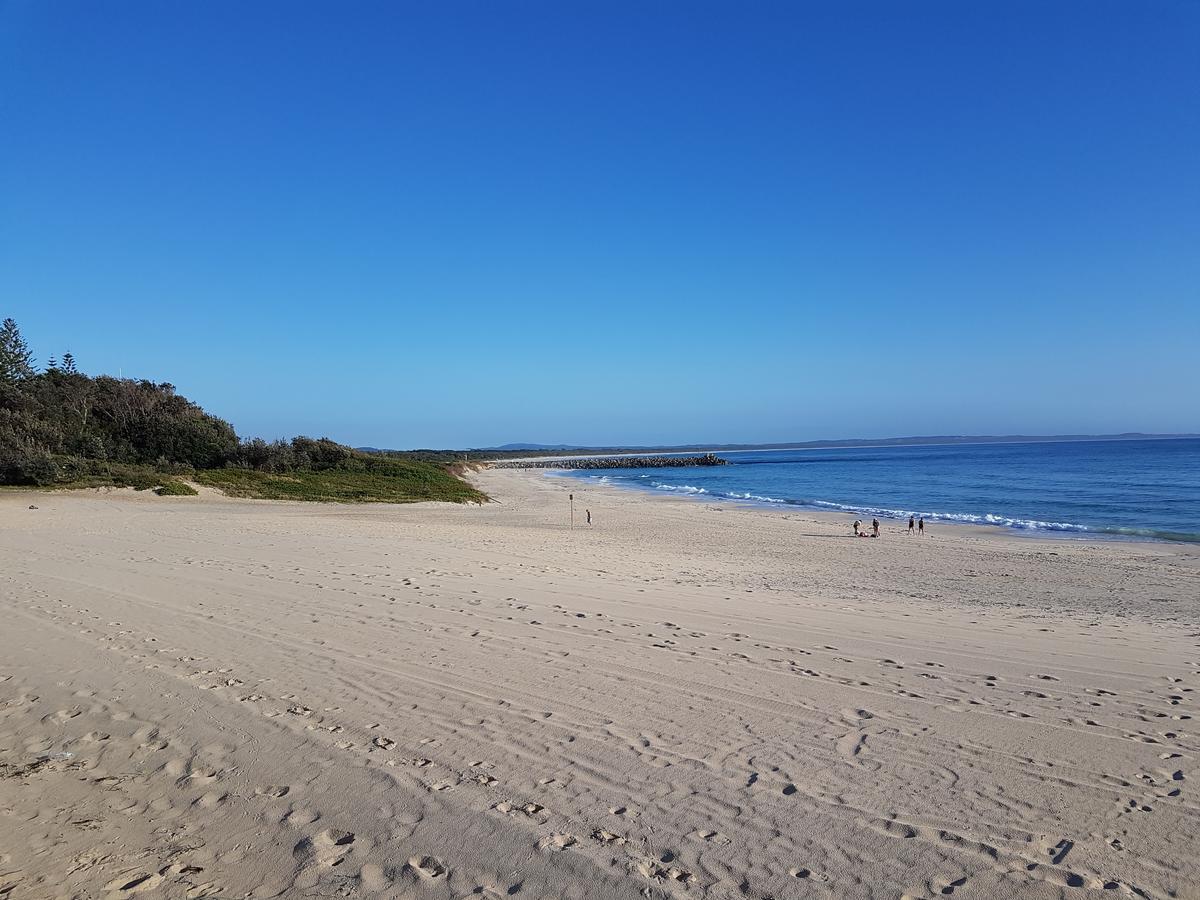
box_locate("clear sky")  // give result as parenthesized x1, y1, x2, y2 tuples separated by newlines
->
(2, 1, 1197, 448)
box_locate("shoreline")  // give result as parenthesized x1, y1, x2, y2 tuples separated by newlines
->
(472, 467, 1200, 624)
(537, 466, 1200, 547)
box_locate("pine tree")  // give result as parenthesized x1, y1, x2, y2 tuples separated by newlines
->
(61, 352, 77, 374)
(0, 318, 36, 382)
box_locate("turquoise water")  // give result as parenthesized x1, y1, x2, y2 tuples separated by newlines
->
(557, 438, 1200, 543)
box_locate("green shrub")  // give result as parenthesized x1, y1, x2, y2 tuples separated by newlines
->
(0, 435, 58, 485)
(154, 480, 199, 496)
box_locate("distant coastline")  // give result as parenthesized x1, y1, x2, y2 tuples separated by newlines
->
(360, 432, 1199, 457)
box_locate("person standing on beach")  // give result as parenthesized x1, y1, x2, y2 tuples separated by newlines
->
(853, 519, 861, 537)
(908, 515, 915, 535)
(918, 517, 925, 536)
(586, 509, 592, 525)
(872, 518, 880, 538)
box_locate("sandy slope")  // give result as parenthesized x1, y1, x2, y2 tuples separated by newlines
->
(1, 470, 1198, 899)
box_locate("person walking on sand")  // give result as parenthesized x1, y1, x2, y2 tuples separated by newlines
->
(586, 509, 592, 526)
(908, 515, 915, 535)
(872, 518, 880, 538)
(918, 516, 925, 536)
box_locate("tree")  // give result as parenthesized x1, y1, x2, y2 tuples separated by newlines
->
(61, 352, 78, 374)
(0, 319, 35, 382)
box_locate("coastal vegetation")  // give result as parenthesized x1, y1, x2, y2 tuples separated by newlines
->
(193, 459, 483, 503)
(154, 480, 200, 497)
(0, 319, 485, 503)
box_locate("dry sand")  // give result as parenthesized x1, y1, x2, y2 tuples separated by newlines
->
(2, 469, 1199, 899)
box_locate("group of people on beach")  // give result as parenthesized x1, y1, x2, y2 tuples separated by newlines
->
(853, 515, 924, 538)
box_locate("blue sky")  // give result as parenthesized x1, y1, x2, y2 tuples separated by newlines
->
(2, 1, 1197, 448)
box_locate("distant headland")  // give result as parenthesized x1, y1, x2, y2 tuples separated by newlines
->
(360, 433, 1198, 458)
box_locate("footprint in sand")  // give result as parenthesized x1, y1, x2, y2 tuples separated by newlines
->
(294, 829, 355, 868)
(937, 875, 969, 895)
(636, 855, 695, 885)
(540, 833, 578, 851)
(407, 855, 446, 879)
(358, 863, 394, 890)
(193, 791, 226, 808)
(494, 801, 543, 817)
(284, 807, 321, 826)
(880, 819, 919, 839)
(104, 871, 165, 895)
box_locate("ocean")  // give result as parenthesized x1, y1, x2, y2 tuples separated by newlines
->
(555, 438, 1200, 543)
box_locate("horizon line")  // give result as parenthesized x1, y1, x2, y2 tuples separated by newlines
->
(361, 432, 1200, 454)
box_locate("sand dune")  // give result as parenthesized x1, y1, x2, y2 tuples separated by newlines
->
(1, 470, 1198, 898)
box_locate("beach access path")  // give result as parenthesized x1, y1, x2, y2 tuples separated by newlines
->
(1, 468, 1198, 899)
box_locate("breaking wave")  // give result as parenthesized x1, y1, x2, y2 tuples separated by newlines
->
(555, 472, 1200, 544)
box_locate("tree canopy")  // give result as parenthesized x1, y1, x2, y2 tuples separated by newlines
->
(0, 318, 484, 503)
(0, 318, 36, 383)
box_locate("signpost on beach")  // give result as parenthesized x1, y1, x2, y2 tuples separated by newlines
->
(569, 493, 574, 529)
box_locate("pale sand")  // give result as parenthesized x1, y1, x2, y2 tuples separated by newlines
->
(1, 469, 1198, 899)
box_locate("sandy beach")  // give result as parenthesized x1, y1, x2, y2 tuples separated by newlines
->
(2, 468, 1198, 899)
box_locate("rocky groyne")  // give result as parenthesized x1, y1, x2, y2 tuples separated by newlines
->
(492, 453, 728, 471)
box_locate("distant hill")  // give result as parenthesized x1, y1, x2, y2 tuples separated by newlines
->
(363, 433, 1198, 458)
(486, 442, 584, 451)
